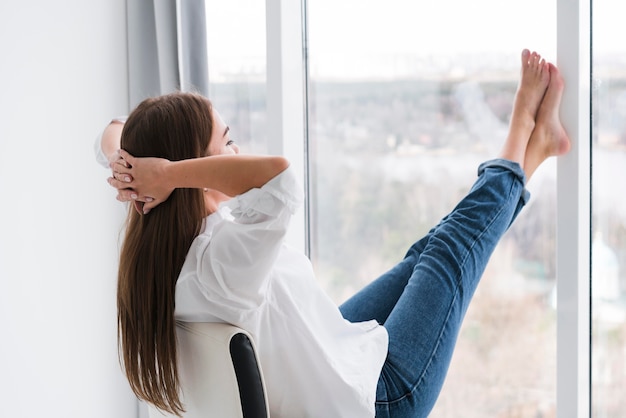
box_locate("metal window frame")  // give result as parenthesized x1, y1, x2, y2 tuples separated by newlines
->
(265, 0, 308, 254)
(557, 0, 592, 416)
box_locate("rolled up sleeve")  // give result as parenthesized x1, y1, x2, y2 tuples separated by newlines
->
(200, 166, 304, 299)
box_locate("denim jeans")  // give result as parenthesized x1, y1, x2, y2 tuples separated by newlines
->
(339, 159, 530, 418)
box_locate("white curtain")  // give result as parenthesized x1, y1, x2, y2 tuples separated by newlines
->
(127, 0, 209, 107)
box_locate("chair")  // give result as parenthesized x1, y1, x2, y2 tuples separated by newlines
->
(148, 322, 270, 418)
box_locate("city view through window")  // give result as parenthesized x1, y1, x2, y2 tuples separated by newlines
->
(591, 0, 626, 416)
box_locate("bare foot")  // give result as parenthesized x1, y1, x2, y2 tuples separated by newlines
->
(531, 64, 571, 156)
(499, 49, 551, 165)
(513, 49, 551, 127)
(523, 63, 571, 179)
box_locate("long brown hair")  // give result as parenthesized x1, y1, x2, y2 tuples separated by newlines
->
(117, 92, 213, 416)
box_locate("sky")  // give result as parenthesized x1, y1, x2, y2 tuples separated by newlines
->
(204, 0, 624, 80)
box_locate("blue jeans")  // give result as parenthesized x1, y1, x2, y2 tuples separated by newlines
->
(339, 159, 530, 418)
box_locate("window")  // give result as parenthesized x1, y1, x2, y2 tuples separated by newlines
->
(205, 0, 268, 154)
(202, 1, 623, 415)
(306, 1, 558, 415)
(591, 0, 626, 415)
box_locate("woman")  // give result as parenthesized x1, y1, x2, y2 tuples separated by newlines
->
(102, 49, 570, 417)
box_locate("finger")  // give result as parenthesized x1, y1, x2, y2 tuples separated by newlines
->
(119, 149, 136, 167)
(114, 159, 130, 169)
(111, 160, 133, 176)
(107, 176, 133, 190)
(115, 189, 137, 202)
(130, 194, 155, 204)
(115, 150, 132, 169)
(109, 171, 133, 183)
(119, 189, 155, 204)
(142, 198, 159, 214)
(116, 191, 134, 202)
(112, 171, 133, 183)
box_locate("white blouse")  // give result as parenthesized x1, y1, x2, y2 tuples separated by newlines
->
(175, 166, 388, 418)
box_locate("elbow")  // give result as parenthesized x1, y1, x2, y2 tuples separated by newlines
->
(273, 156, 290, 174)
(260, 156, 291, 188)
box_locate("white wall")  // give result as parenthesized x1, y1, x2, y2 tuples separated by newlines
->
(0, 1, 137, 417)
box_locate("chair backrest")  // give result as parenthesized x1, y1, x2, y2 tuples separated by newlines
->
(148, 322, 270, 418)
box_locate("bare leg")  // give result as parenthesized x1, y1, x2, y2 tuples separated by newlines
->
(523, 63, 572, 181)
(499, 49, 550, 166)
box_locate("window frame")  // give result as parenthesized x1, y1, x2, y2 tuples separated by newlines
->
(556, 0, 592, 416)
(265, 0, 309, 253)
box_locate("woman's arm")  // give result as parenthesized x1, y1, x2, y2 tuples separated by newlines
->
(109, 151, 290, 211)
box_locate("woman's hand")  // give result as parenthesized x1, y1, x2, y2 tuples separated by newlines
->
(107, 149, 174, 214)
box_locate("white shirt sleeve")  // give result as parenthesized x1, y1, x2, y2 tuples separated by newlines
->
(94, 116, 127, 168)
(200, 166, 303, 298)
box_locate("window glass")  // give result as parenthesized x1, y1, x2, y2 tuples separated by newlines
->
(592, 0, 626, 415)
(205, 0, 267, 154)
(307, 0, 558, 414)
